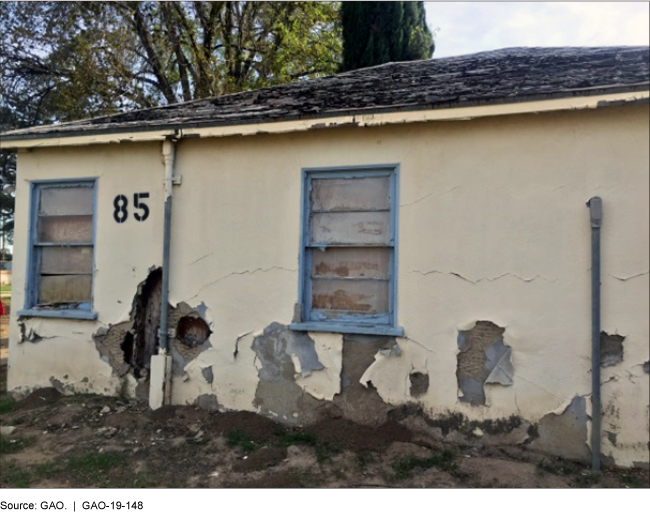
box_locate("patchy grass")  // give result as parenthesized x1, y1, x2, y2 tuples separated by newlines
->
(1, 450, 154, 488)
(274, 429, 340, 462)
(0, 285, 11, 294)
(36, 451, 130, 487)
(0, 394, 16, 414)
(0, 434, 34, 454)
(574, 471, 601, 487)
(389, 449, 458, 481)
(356, 449, 375, 470)
(0, 460, 33, 488)
(537, 457, 580, 476)
(314, 441, 342, 463)
(226, 430, 258, 453)
(113, 471, 158, 489)
(620, 473, 645, 488)
(275, 430, 317, 447)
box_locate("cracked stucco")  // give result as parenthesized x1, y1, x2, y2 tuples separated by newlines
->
(6, 104, 648, 467)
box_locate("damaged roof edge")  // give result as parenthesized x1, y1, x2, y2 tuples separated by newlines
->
(1, 89, 648, 150)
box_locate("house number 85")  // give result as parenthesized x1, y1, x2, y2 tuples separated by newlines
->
(113, 193, 150, 223)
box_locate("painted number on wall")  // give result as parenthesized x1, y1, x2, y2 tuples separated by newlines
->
(113, 193, 150, 223)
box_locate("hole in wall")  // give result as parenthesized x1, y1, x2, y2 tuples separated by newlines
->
(177, 316, 211, 348)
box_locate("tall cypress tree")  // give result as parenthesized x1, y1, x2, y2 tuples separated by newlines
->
(341, 2, 434, 72)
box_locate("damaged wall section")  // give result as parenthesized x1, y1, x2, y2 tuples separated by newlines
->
(251, 323, 325, 424)
(457, 321, 513, 406)
(601, 332, 624, 367)
(93, 268, 212, 398)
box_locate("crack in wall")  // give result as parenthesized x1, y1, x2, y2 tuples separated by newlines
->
(189, 251, 216, 265)
(185, 266, 297, 301)
(410, 270, 556, 284)
(17, 323, 56, 343)
(400, 185, 461, 208)
(234, 331, 253, 360)
(609, 271, 649, 281)
(403, 336, 436, 354)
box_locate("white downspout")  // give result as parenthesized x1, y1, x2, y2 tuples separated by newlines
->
(150, 138, 178, 410)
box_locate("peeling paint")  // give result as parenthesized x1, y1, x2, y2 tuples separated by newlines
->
(18, 322, 56, 343)
(201, 366, 214, 384)
(409, 372, 429, 397)
(600, 332, 624, 367)
(93, 269, 212, 390)
(251, 323, 324, 424)
(295, 332, 343, 401)
(457, 321, 513, 406)
(332, 335, 396, 425)
(195, 394, 220, 412)
(530, 396, 591, 462)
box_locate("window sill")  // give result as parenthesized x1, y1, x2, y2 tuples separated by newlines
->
(290, 322, 404, 337)
(17, 309, 98, 321)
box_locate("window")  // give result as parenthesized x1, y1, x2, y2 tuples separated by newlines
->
(19, 180, 97, 320)
(291, 165, 403, 336)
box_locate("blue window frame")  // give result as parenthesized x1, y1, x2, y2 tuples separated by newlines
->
(290, 165, 403, 336)
(18, 179, 98, 320)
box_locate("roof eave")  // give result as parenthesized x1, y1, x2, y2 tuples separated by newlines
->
(1, 88, 648, 150)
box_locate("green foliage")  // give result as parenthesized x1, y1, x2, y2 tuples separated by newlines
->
(389, 449, 457, 481)
(0, 395, 17, 414)
(226, 430, 258, 453)
(0, 460, 33, 488)
(537, 457, 579, 476)
(1, 1, 342, 116)
(341, 1, 433, 72)
(620, 473, 644, 488)
(0, 434, 34, 454)
(0, 2, 342, 230)
(574, 471, 601, 487)
(275, 430, 318, 447)
(33, 451, 129, 487)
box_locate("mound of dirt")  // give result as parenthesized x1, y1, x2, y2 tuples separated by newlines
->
(15, 387, 62, 411)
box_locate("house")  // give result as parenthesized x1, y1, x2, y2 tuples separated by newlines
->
(1, 47, 648, 468)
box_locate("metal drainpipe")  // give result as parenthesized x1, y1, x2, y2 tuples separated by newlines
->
(587, 196, 602, 471)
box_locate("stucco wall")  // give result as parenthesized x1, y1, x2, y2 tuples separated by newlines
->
(8, 104, 649, 467)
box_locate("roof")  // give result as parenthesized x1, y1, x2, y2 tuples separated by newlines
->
(2, 46, 648, 144)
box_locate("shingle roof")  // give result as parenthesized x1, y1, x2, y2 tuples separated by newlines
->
(2, 46, 648, 141)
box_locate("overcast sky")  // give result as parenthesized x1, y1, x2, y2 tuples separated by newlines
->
(424, 2, 650, 58)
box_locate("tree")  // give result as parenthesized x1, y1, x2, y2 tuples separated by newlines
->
(0, 1, 342, 239)
(340, 1, 433, 72)
(1, 2, 342, 118)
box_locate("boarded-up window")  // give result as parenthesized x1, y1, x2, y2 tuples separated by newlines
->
(27, 182, 95, 311)
(295, 167, 400, 334)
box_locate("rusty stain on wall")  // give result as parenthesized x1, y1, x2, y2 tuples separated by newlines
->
(457, 321, 513, 406)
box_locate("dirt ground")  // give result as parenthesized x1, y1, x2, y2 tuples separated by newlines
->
(1, 302, 648, 489)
